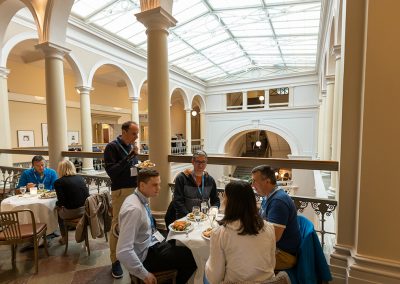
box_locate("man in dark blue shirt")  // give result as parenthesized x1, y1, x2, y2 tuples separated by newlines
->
(17, 155, 58, 190)
(251, 165, 300, 270)
(104, 121, 139, 279)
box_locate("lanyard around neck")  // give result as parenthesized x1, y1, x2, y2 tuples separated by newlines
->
(32, 169, 46, 185)
(134, 192, 155, 231)
(195, 174, 205, 200)
(116, 139, 132, 156)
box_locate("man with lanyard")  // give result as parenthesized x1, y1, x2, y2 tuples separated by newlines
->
(117, 168, 197, 284)
(171, 150, 220, 220)
(104, 121, 139, 278)
(17, 155, 58, 190)
(251, 165, 300, 270)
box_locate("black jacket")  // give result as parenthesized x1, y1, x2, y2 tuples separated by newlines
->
(173, 169, 220, 219)
(55, 175, 90, 209)
(104, 137, 139, 191)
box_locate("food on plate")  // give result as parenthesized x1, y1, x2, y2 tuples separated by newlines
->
(136, 160, 156, 168)
(187, 212, 207, 221)
(171, 220, 191, 231)
(40, 191, 57, 199)
(202, 227, 213, 238)
(37, 189, 46, 194)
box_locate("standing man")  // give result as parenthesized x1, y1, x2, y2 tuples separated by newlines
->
(104, 121, 139, 278)
(251, 165, 300, 270)
(172, 150, 220, 220)
(17, 155, 58, 190)
(117, 168, 197, 284)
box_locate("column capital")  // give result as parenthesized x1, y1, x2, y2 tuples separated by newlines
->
(129, 96, 140, 103)
(35, 42, 70, 60)
(135, 7, 177, 31)
(325, 75, 335, 85)
(321, 89, 327, 97)
(76, 86, 93, 95)
(185, 108, 192, 112)
(0, 67, 10, 79)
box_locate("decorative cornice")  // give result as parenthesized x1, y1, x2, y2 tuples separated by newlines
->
(35, 42, 70, 60)
(325, 75, 335, 84)
(135, 7, 177, 31)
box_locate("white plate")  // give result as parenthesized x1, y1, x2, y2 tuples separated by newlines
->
(201, 233, 211, 241)
(168, 222, 194, 233)
(186, 212, 207, 222)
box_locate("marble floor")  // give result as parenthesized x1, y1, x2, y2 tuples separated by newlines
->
(0, 230, 133, 284)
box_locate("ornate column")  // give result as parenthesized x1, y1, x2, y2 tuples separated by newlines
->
(36, 42, 69, 168)
(0, 67, 12, 166)
(129, 96, 140, 146)
(76, 86, 94, 173)
(328, 45, 342, 197)
(242, 91, 247, 110)
(136, 4, 176, 211)
(323, 75, 335, 161)
(185, 108, 192, 154)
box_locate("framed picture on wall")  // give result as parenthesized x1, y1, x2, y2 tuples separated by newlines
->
(41, 123, 48, 146)
(17, 130, 35, 148)
(67, 131, 79, 145)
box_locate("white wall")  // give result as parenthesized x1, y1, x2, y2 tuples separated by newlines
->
(293, 85, 319, 107)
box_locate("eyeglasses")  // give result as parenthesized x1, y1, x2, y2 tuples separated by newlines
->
(194, 160, 207, 165)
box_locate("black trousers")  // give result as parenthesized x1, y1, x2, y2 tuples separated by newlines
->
(143, 241, 197, 284)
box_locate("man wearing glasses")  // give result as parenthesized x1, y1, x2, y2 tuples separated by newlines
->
(172, 150, 220, 220)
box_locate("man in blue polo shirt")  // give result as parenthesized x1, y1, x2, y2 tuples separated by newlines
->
(17, 155, 58, 190)
(251, 165, 300, 270)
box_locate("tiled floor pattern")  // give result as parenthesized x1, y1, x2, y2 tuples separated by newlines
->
(0, 230, 133, 284)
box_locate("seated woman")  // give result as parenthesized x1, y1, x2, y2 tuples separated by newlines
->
(205, 180, 276, 284)
(54, 160, 90, 244)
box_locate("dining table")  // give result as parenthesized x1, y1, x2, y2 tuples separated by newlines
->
(166, 214, 223, 284)
(1, 193, 59, 234)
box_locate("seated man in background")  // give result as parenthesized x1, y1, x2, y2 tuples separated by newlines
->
(171, 150, 220, 222)
(251, 165, 300, 270)
(117, 169, 196, 284)
(17, 155, 58, 190)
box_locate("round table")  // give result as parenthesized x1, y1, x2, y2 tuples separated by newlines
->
(1, 194, 58, 234)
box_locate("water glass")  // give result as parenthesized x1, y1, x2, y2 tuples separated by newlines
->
(38, 183, 45, 191)
(20, 186, 26, 195)
(30, 187, 38, 195)
(201, 203, 209, 215)
(192, 206, 201, 226)
(209, 206, 218, 228)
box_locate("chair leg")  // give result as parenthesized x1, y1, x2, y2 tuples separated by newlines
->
(84, 225, 90, 256)
(63, 224, 69, 256)
(11, 244, 16, 268)
(33, 237, 39, 274)
(43, 230, 49, 256)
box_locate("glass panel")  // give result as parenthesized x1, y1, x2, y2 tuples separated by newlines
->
(172, 1, 208, 23)
(208, 0, 261, 9)
(72, 0, 117, 18)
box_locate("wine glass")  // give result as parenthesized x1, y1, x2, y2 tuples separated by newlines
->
(209, 206, 218, 228)
(192, 206, 201, 226)
(20, 186, 26, 195)
(38, 183, 45, 191)
(201, 203, 209, 216)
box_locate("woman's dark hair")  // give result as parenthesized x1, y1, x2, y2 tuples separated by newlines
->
(220, 180, 264, 235)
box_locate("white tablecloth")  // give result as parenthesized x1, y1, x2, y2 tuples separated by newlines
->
(1, 194, 58, 233)
(167, 217, 218, 284)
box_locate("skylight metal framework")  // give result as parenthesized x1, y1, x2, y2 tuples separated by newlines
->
(70, 0, 321, 83)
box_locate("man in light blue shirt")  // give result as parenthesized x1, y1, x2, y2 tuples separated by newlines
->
(17, 155, 58, 190)
(117, 168, 196, 284)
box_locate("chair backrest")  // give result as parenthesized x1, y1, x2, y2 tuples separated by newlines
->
(0, 209, 36, 241)
(1, 173, 20, 200)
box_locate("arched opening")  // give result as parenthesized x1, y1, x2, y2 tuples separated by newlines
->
(139, 80, 148, 147)
(90, 64, 132, 144)
(170, 88, 186, 154)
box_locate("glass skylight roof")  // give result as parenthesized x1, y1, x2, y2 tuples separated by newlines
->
(69, 0, 322, 83)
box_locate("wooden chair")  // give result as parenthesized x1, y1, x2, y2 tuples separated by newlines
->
(130, 269, 178, 284)
(1, 173, 20, 201)
(63, 217, 90, 256)
(0, 209, 49, 274)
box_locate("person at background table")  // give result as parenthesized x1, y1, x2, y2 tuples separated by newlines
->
(172, 150, 220, 220)
(54, 160, 90, 244)
(104, 121, 140, 279)
(17, 155, 58, 190)
(205, 180, 276, 284)
(117, 168, 197, 284)
(251, 165, 300, 270)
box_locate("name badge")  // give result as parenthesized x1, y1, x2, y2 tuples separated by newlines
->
(130, 167, 138, 177)
(152, 230, 165, 243)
